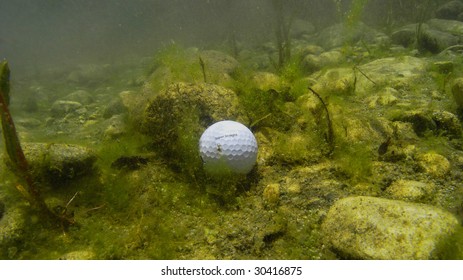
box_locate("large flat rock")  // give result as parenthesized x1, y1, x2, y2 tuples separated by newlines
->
(321, 196, 459, 259)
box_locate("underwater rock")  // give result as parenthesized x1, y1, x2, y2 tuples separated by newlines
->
(67, 64, 111, 86)
(451, 77, 463, 109)
(199, 50, 239, 77)
(367, 87, 398, 108)
(321, 196, 459, 259)
(59, 250, 95, 260)
(0, 202, 26, 258)
(16, 118, 42, 128)
(262, 183, 280, 206)
(431, 110, 462, 139)
(63, 90, 94, 105)
(428, 18, 463, 36)
(418, 25, 459, 53)
(392, 19, 463, 53)
(103, 97, 126, 119)
(18, 142, 97, 185)
(103, 114, 127, 139)
(432, 61, 454, 74)
(417, 152, 451, 178)
(359, 56, 426, 90)
(316, 22, 389, 50)
(251, 72, 281, 92)
(290, 19, 316, 38)
(385, 179, 436, 203)
(435, 1, 463, 20)
(392, 111, 435, 137)
(50, 100, 82, 118)
(302, 50, 343, 72)
(391, 24, 418, 48)
(392, 110, 462, 138)
(139, 82, 244, 169)
(298, 44, 325, 56)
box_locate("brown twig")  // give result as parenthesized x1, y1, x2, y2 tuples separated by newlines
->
(308, 87, 335, 156)
(0, 60, 74, 228)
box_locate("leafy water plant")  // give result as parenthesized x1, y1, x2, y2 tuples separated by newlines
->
(0, 60, 73, 228)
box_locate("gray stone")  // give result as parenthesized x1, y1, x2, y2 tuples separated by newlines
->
(63, 90, 94, 105)
(391, 24, 419, 47)
(418, 26, 459, 53)
(19, 142, 97, 185)
(67, 64, 111, 86)
(302, 50, 343, 72)
(451, 77, 463, 108)
(392, 109, 462, 138)
(436, 1, 463, 20)
(103, 97, 126, 119)
(103, 114, 127, 139)
(316, 22, 388, 50)
(321, 196, 459, 259)
(199, 50, 239, 76)
(50, 100, 82, 118)
(386, 179, 436, 203)
(0, 203, 26, 259)
(291, 19, 316, 38)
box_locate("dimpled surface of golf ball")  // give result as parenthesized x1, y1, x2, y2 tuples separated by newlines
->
(199, 120, 258, 174)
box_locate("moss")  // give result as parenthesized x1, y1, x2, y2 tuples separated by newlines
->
(334, 141, 373, 184)
(433, 225, 463, 259)
(148, 43, 203, 92)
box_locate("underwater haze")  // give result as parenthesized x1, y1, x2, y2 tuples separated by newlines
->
(1, 0, 282, 72)
(2, 0, 463, 260)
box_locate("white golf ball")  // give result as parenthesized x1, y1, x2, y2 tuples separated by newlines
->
(199, 120, 258, 174)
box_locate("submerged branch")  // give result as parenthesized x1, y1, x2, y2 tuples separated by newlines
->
(0, 60, 74, 228)
(308, 87, 335, 156)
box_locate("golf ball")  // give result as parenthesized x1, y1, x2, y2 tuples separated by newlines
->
(199, 120, 258, 174)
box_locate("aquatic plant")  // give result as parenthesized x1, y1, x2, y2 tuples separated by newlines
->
(0, 60, 73, 228)
(308, 87, 335, 156)
(199, 56, 207, 83)
(272, 0, 292, 71)
(346, 0, 369, 28)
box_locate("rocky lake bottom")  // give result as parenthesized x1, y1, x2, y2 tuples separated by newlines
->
(2, 15, 463, 259)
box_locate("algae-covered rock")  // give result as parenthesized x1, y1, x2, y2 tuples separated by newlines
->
(50, 100, 82, 118)
(385, 179, 436, 203)
(141, 82, 244, 135)
(103, 114, 127, 140)
(0, 202, 26, 259)
(417, 152, 451, 178)
(16, 143, 97, 185)
(451, 77, 463, 109)
(391, 110, 461, 138)
(316, 22, 388, 50)
(302, 50, 343, 72)
(322, 196, 459, 259)
(140, 82, 245, 172)
(59, 250, 96, 260)
(199, 50, 239, 78)
(62, 90, 94, 105)
(436, 0, 463, 20)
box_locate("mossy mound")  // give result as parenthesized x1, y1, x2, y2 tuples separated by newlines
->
(139, 82, 246, 175)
